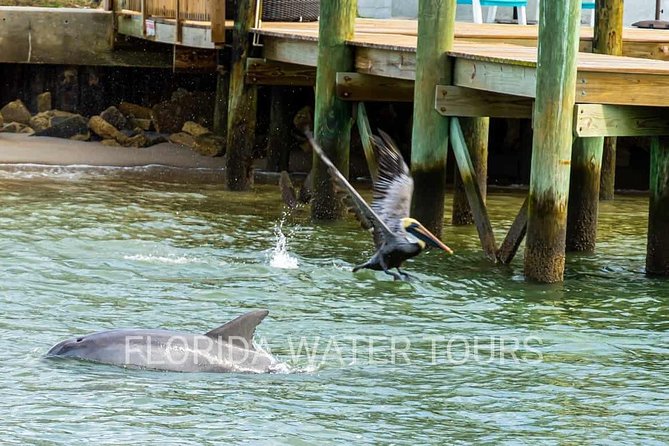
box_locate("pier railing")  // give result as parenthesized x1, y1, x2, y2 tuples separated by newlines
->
(118, 0, 226, 42)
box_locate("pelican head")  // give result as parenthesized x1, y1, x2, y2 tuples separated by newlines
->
(401, 218, 453, 254)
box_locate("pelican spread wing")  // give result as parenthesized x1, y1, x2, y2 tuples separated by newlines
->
(305, 131, 394, 244)
(370, 130, 414, 236)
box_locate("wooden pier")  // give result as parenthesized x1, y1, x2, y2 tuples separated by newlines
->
(3, 0, 669, 282)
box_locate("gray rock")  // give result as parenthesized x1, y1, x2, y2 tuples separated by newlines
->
(33, 115, 88, 139)
(100, 106, 128, 130)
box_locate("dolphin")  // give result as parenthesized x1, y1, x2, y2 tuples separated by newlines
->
(46, 310, 284, 373)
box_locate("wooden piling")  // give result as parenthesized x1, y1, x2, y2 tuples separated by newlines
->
(213, 67, 229, 138)
(566, 137, 604, 252)
(311, 0, 357, 220)
(265, 87, 292, 172)
(646, 137, 669, 276)
(524, 0, 581, 283)
(226, 0, 258, 191)
(452, 117, 489, 225)
(594, 0, 623, 201)
(410, 0, 456, 236)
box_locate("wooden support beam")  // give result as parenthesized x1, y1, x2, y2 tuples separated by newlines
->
(525, 0, 581, 283)
(210, 0, 226, 43)
(452, 117, 489, 226)
(226, 0, 258, 191)
(355, 47, 417, 80)
(246, 58, 316, 86)
(175, 0, 181, 44)
(213, 67, 230, 137)
(263, 37, 319, 67)
(265, 87, 294, 172)
(453, 59, 537, 99)
(435, 85, 533, 118)
(594, 0, 623, 201)
(646, 136, 669, 276)
(173, 47, 217, 72)
(566, 137, 604, 252)
(355, 102, 379, 183)
(141, 0, 147, 37)
(410, 0, 456, 237)
(574, 104, 669, 137)
(311, 0, 357, 220)
(336, 73, 414, 102)
(450, 118, 497, 261)
(497, 197, 529, 265)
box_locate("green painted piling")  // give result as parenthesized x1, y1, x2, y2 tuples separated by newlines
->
(524, 0, 581, 283)
(646, 137, 669, 276)
(311, 0, 357, 220)
(566, 137, 604, 252)
(226, 0, 258, 191)
(594, 0, 623, 201)
(410, 0, 456, 236)
(452, 117, 489, 226)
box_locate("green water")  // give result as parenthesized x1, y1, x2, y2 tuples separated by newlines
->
(0, 166, 667, 445)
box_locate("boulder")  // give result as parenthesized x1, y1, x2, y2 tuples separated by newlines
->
(142, 132, 168, 147)
(129, 118, 152, 131)
(169, 132, 196, 147)
(182, 121, 210, 137)
(34, 114, 89, 139)
(123, 133, 149, 148)
(118, 101, 152, 120)
(100, 106, 128, 130)
(0, 112, 3, 127)
(29, 112, 52, 132)
(2, 122, 34, 134)
(0, 100, 31, 125)
(192, 133, 225, 157)
(37, 92, 52, 113)
(152, 89, 215, 133)
(88, 116, 128, 144)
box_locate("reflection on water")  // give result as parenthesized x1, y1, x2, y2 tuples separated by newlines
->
(0, 166, 667, 445)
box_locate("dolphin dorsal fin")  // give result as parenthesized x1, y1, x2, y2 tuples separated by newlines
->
(205, 310, 269, 349)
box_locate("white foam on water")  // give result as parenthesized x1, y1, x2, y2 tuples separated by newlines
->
(123, 254, 203, 265)
(268, 215, 299, 270)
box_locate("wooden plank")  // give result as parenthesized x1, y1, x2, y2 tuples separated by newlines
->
(450, 117, 498, 262)
(175, 0, 182, 44)
(355, 102, 378, 184)
(173, 46, 217, 72)
(497, 197, 528, 264)
(453, 59, 537, 98)
(210, 0, 226, 43)
(141, 0, 147, 37)
(355, 47, 417, 80)
(574, 104, 669, 137)
(577, 71, 669, 108)
(245, 58, 316, 86)
(435, 85, 533, 118)
(263, 37, 319, 67)
(336, 72, 414, 102)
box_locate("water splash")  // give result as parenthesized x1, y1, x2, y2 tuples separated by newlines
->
(268, 215, 299, 269)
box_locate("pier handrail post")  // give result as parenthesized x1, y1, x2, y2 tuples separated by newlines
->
(594, 0, 623, 201)
(410, 0, 457, 237)
(524, 0, 581, 283)
(646, 137, 669, 276)
(311, 0, 357, 220)
(225, 0, 258, 191)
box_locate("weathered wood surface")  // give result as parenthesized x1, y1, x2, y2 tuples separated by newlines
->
(574, 104, 669, 137)
(600, 137, 617, 200)
(226, 0, 258, 191)
(336, 73, 414, 102)
(410, 0, 456, 237)
(450, 118, 496, 261)
(246, 58, 316, 86)
(265, 87, 293, 172)
(452, 117, 489, 226)
(525, 0, 581, 283)
(497, 197, 529, 265)
(311, 0, 357, 220)
(355, 103, 379, 184)
(646, 137, 669, 276)
(566, 137, 604, 252)
(435, 85, 533, 118)
(0, 7, 170, 67)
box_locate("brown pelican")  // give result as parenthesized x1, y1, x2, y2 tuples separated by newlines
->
(306, 130, 453, 280)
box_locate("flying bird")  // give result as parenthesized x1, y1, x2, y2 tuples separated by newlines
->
(306, 130, 453, 280)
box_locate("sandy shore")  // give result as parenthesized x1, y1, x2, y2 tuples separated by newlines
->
(0, 133, 227, 169)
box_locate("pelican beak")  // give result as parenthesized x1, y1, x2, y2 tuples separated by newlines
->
(411, 223, 453, 254)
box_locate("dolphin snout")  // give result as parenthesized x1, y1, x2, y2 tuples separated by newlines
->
(46, 337, 83, 357)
